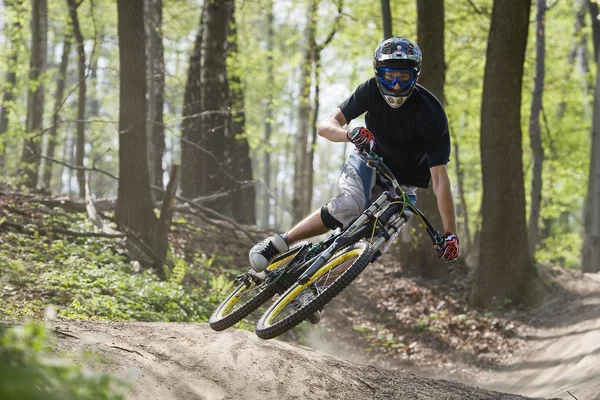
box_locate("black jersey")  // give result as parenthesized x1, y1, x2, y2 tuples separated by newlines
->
(338, 77, 450, 188)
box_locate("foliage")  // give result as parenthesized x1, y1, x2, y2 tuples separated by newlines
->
(0, 321, 128, 400)
(0, 204, 233, 323)
(0, 0, 594, 267)
(537, 232, 583, 268)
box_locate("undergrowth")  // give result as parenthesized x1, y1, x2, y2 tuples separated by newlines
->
(0, 321, 128, 399)
(0, 205, 235, 323)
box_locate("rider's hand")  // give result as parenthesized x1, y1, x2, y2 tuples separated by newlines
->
(346, 127, 376, 152)
(437, 232, 459, 262)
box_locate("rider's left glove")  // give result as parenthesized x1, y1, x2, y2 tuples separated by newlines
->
(437, 232, 459, 262)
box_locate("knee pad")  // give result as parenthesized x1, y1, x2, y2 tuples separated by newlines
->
(324, 191, 365, 229)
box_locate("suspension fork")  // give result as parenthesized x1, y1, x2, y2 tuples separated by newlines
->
(296, 192, 392, 285)
(370, 214, 408, 253)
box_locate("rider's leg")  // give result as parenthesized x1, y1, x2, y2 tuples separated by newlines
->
(285, 209, 329, 243)
(249, 152, 375, 272)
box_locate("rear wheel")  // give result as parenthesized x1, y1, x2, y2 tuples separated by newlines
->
(209, 247, 302, 331)
(255, 241, 374, 339)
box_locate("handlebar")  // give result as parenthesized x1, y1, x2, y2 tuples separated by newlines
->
(356, 150, 444, 248)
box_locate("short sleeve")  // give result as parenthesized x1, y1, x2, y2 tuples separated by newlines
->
(423, 116, 451, 168)
(338, 80, 371, 123)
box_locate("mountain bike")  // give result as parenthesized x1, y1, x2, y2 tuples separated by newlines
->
(209, 149, 443, 338)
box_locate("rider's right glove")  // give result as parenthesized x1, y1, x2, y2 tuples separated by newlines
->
(437, 232, 459, 262)
(346, 127, 376, 152)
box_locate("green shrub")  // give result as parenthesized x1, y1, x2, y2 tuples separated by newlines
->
(537, 232, 582, 268)
(0, 321, 128, 400)
(0, 228, 229, 322)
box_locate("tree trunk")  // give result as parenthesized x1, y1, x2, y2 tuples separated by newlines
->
(582, 0, 600, 272)
(115, 0, 165, 274)
(64, 129, 75, 194)
(180, 3, 206, 199)
(397, 0, 446, 278)
(0, 0, 25, 172)
(470, 0, 534, 309)
(381, 0, 393, 39)
(21, 0, 48, 189)
(307, 51, 321, 212)
(582, 68, 600, 272)
(589, 0, 600, 61)
(227, 2, 255, 225)
(527, 0, 546, 256)
(67, 0, 87, 199)
(292, 0, 318, 224)
(454, 115, 472, 252)
(199, 0, 235, 216)
(42, 38, 71, 190)
(145, 0, 165, 197)
(262, 3, 275, 228)
(556, 0, 588, 120)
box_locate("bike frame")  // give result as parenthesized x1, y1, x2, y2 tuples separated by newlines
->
(243, 150, 443, 295)
(297, 150, 443, 284)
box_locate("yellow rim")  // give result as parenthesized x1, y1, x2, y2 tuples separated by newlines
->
(264, 248, 362, 326)
(216, 250, 299, 319)
(217, 283, 256, 318)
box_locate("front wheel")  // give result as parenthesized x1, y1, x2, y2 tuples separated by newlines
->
(255, 241, 374, 339)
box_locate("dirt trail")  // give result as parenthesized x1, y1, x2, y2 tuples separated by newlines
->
(475, 273, 600, 400)
(49, 321, 546, 400)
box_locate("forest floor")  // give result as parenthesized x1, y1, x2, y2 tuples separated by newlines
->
(305, 257, 600, 400)
(46, 320, 549, 400)
(1, 189, 599, 399)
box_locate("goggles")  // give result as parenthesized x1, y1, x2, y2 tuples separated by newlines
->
(377, 67, 416, 91)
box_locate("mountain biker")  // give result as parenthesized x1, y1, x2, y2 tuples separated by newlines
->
(249, 37, 459, 316)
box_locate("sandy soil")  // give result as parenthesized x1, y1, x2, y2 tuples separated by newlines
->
(49, 320, 547, 400)
(274, 266, 600, 400)
(474, 272, 600, 400)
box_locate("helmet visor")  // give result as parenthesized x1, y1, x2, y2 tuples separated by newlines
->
(377, 67, 416, 91)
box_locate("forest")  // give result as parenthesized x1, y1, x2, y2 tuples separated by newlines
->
(0, 0, 599, 398)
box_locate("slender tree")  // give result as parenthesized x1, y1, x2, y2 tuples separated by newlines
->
(145, 0, 165, 196)
(42, 37, 72, 189)
(307, 1, 342, 212)
(227, 1, 255, 224)
(454, 115, 472, 252)
(20, 0, 48, 188)
(180, 3, 206, 199)
(396, 0, 447, 277)
(261, 2, 275, 228)
(292, 0, 318, 223)
(589, 0, 600, 61)
(0, 0, 26, 171)
(556, 0, 589, 121)
(67, 0, 86, 198)
(381, 0, 392, 39)
(470, 0, 534, 308)
(527, 0, 546, 256)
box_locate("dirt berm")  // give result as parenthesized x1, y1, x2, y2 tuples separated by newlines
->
(49, 321, 553, 400)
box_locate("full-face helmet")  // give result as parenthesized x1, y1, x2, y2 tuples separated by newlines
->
(373, 37, 422, 108)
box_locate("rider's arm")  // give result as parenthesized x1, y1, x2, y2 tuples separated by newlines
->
(320, 80, 371, 143)
(317, 108, 350, 143)
(430, 165, 457, 234)
(423, 113, 457, 235)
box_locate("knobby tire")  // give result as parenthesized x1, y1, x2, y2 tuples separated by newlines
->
(209, 246, 304, 331)
(209, 283, 276, 331)
(255, 241, 375, 339)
